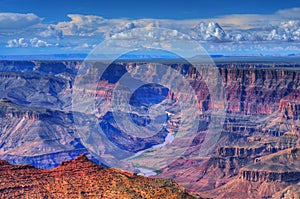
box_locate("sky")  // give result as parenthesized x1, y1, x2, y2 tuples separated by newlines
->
(1, 0, 299, 21)
(0, 0, 300, 56)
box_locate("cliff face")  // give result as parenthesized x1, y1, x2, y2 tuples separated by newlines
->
(202, 148, 300, 199)
(239, 170, 300, 183)
(156, 134, 299, 193)
(217, 134, 299, 159)
(0, 154, 196, 199)
(0, 99, 91, 168)
(278, 91, 300, 122)
(219, 68, 300, 115)
(0, 72, 71, 109)
(239, 147, 300, 183)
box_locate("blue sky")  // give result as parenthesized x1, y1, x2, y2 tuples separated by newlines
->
(0, 0, 300, 56)
(1, 0, 299, 21)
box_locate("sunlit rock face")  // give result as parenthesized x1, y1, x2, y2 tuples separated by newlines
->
(0, 154, 196, 199)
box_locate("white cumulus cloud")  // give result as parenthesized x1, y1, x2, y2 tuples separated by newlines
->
(190, 22, 231, 42)
(6, 38, 28, 47)
(6, 37, 52, 48)
(56, 14, 108, 36)
(39, 25, 63, 39)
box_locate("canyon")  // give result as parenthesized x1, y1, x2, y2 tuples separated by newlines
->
(0, 60, 299, 198)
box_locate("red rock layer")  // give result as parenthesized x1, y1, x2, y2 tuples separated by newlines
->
(0, 154, 197, 199)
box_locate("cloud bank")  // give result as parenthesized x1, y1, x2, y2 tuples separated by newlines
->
(1, 8, 300, 55)
(0, 13, 42, 29)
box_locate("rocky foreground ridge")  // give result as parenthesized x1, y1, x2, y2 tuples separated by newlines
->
(0, 154, 197, 199)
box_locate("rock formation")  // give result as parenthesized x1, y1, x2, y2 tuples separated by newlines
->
(0, 154, 196, 199)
